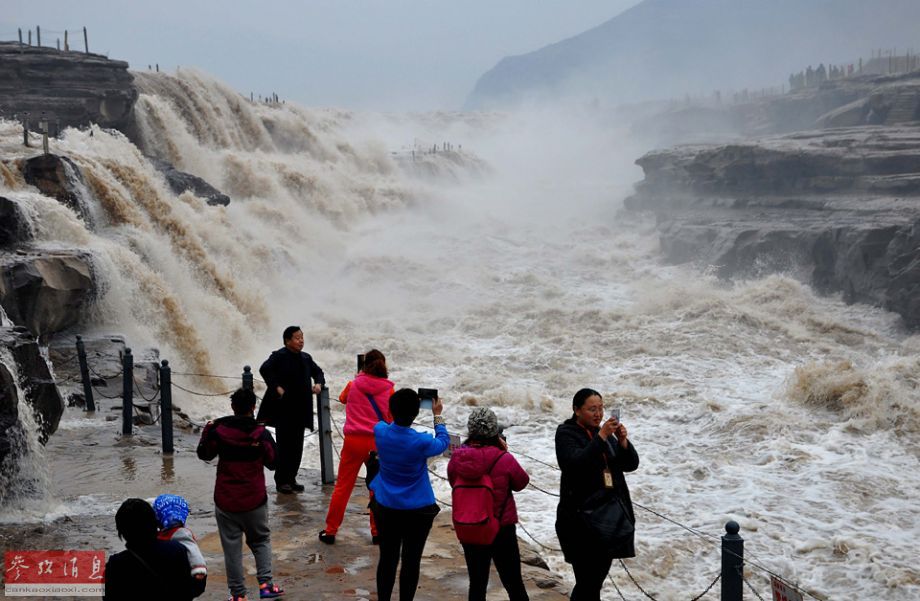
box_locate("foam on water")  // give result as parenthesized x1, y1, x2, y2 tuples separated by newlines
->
(1, 69, 918, 598)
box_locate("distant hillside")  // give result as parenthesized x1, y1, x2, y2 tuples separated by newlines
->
(465, 0, 920, 109)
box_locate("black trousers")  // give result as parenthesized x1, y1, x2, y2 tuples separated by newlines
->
(274, 421, 305, 486)
(570, 552, 614, 601)
(461, 524, 530, 601)
(372, 502, 437, 601)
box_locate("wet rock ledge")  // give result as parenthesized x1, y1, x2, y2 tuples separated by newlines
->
(0, 41, 137, 130)
(625, 125, 920, 328)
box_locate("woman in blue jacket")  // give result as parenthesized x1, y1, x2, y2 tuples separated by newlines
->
(370, 388, 449, 601)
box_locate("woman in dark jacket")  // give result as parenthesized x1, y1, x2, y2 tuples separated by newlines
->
(555, 388, 639, 601)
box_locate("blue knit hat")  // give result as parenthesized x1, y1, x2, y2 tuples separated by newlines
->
(152, 494, 190, 529)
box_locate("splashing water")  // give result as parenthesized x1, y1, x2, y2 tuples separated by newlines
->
(0, 68, 918, 599)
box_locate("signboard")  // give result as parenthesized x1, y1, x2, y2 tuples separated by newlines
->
(4, 550, 105, 597)
(771, 576, 804, 601)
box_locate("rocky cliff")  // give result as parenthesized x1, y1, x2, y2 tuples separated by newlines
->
(625, 125, 920, 328)
(0, 41, 137, 131)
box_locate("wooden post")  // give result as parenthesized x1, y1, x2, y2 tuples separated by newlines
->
(36, 26, 41, 47)
(83, 26, 88, 53)
(18, 28, 22, 45)
(28, 30, 31, 45)
(22, 112, 29, 147)
(56, 39, 60, 51)
(64, 30, 69, 51)
(40, 114, 49, 154)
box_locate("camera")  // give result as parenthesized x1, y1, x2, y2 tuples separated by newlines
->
(418, 388, 438, 411)
(357, 354, 365, 373)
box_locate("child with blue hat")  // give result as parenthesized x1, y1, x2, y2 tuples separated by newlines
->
(154, 494, 208, 587)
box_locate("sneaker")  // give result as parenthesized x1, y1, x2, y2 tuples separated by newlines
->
(277, 483, 294, 494)
(228, 594, 248, 601)
(290, 482, 305, 492)
(318, 530, 336, 544)
(259, 581, 284, 599)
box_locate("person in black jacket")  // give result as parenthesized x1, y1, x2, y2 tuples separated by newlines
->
(104, 498, 202, 601)
(198, 388, 283, 600)
(257, 325, 325, 494)
(555, 388, 639, 601)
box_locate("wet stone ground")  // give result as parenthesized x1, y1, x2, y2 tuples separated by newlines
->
(0, 404, 569, 600)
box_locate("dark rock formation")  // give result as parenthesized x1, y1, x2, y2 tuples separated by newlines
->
(0, 41, 137, 131)
(0, 325, 65, 446)
(0, 251, 95, 338)
(626, 126, 920, 328)
(0, 196, 32, 246)
(22, 154, 95, 225)
(151, 159, 231, 206)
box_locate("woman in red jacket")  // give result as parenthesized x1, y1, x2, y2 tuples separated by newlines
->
(447, 407, 530, 601)
(320, 349, 394, 544)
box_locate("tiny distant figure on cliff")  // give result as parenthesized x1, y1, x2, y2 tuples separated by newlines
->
(153, 494, 207, 597)
(555, 388, 639, 601)
(197, 388, 284, 601)
(104, 498, 202, 600)
(447, 407, 530, 601)
(257, 325, 325, 494)
(319, 349, 394, 546)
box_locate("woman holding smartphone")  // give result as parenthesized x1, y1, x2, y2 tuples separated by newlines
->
(555, 388, 639, 601)
(371, 388, 450, 601)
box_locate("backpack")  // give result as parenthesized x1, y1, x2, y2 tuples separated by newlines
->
(451, 451, 509, 546)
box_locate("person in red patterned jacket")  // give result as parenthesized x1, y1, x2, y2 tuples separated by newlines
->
(197, 388, 284, 601)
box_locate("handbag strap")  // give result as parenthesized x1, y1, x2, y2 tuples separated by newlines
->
(364, 392, 385, 422)
(487, 452, 513, 522)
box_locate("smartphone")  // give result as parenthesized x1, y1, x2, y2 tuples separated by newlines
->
(418, 388, 438, 411)
(356, 354, 365, 373)
(610, 407, 621, 421)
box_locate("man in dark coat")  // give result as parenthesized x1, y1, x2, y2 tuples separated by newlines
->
(257, 325, 325, 493)
(555, 388, 639, 601)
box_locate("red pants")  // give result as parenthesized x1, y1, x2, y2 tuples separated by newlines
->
(324, 434, 378, 536)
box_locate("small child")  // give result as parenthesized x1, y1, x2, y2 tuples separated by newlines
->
(153, 494, 208, 595)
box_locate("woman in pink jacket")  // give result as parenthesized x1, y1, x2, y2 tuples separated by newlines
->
(447, 407, 531, 601)
(320, 349, 394, 544)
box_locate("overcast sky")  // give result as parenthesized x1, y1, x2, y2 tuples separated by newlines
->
(3, 1, 641, 111)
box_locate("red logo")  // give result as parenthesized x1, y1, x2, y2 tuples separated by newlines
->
(4, 550, 105, 597)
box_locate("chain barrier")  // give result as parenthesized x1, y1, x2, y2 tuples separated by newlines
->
(170, 380, 238, 397)
(87, 364, 123, 380)
(743, 575, 768, 601)
(132, 372, 160, 403)
(170, 371, 266, 384)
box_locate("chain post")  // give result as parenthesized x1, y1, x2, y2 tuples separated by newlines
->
(318, 386, 335, 484)
(722, 521, 744, 601)
(242, 365, 253, 391)
(75, 335, 95, 412)
(160, 360, 173, 454)
(121, 348, 133, 436)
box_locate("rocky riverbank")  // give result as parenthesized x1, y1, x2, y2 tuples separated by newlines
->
(625, 125, 920, 328)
